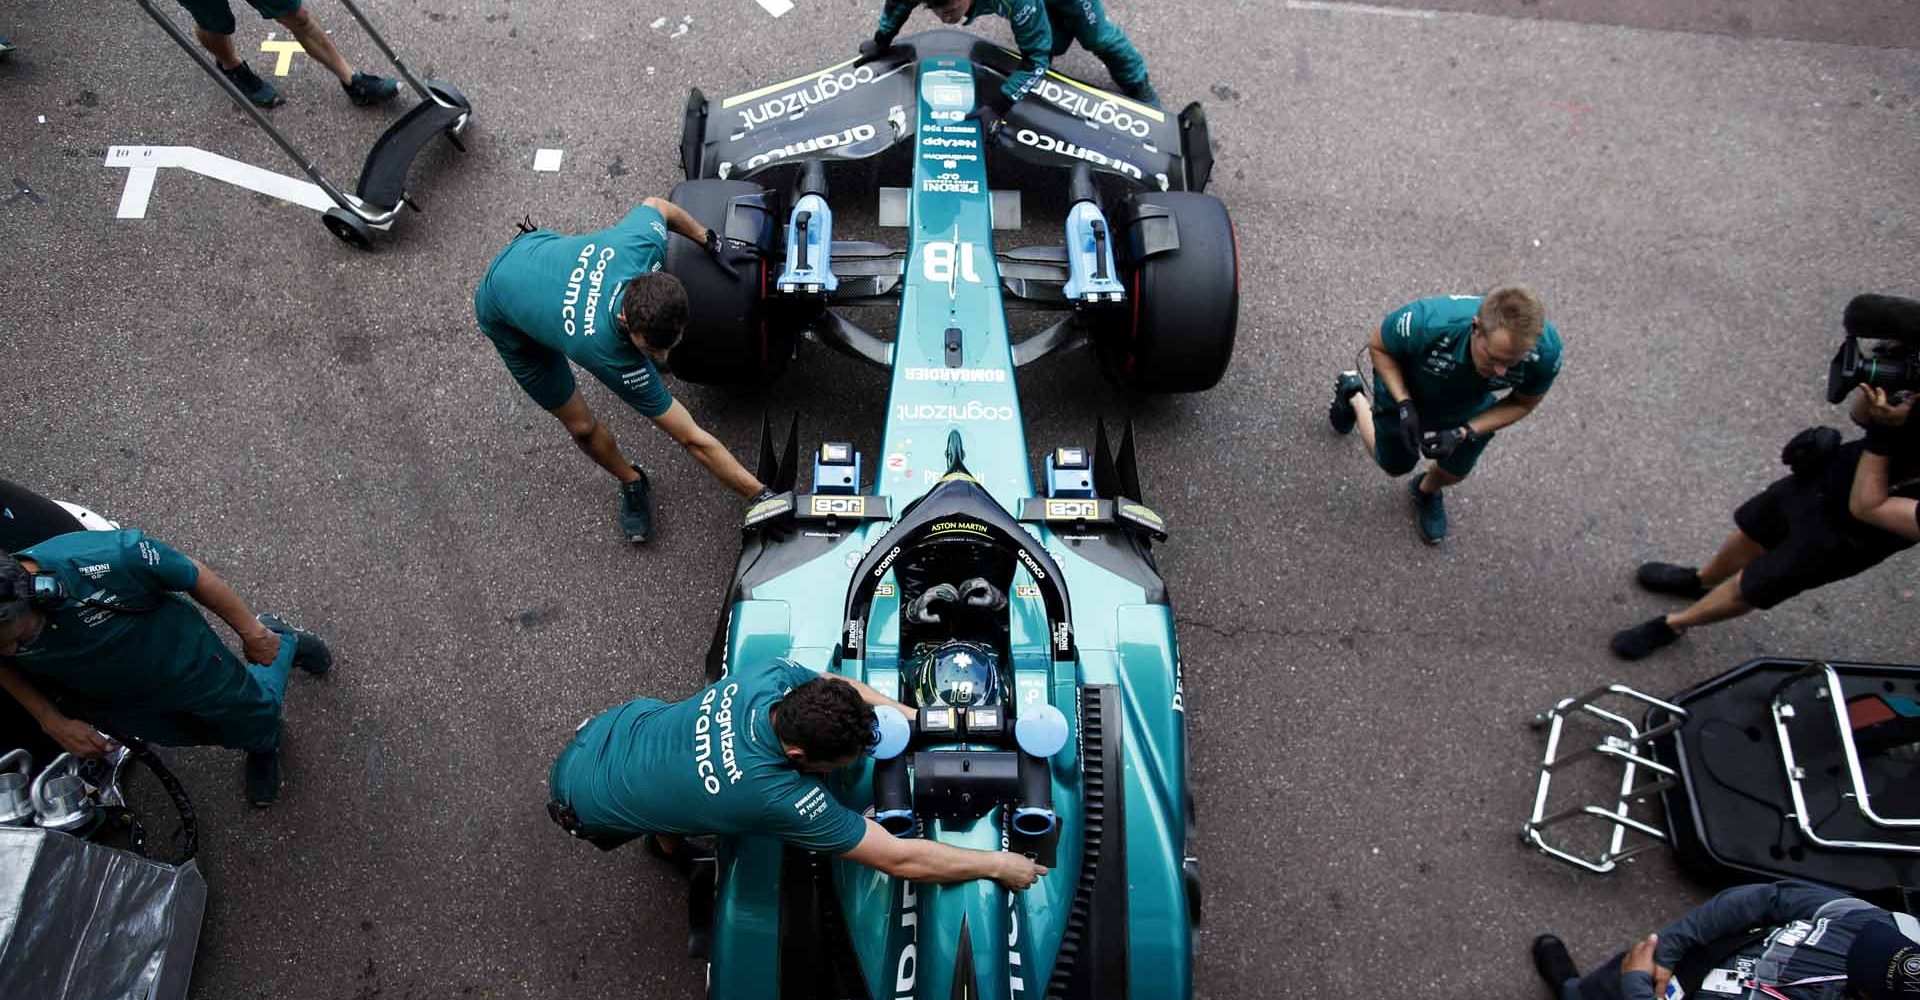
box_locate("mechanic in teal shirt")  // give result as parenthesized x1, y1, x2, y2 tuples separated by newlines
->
(475, 200, 768, 544)
(0, 529, 331, 806)
(868, 0, 1157, 108)
(549, 656, 1047, 890)
(1327, 287, 1563, 543)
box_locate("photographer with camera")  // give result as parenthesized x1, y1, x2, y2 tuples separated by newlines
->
(1612, 296, 1920, 660)
(1326, 286, 1563, 543)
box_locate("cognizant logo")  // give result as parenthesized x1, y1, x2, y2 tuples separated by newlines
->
(560, 243, 618, 337)
(894, 401, 1015, 422)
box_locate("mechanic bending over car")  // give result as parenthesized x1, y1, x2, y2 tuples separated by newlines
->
(168, 0, 399, 108)
(1611, 385, 1920, 660)
(0, 530, 331, 806)
(1530, 879, 1920, 1000)
(864, 0, 1158, 121)
(473, 199, 770, 544)
(1327, 286, 1563, 544)
(548, 656, 1049, 891)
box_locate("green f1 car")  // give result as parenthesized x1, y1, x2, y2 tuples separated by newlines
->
(664, 29, 1237, 1000)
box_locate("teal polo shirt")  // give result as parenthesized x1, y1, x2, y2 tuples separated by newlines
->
(551, 657, 869, 854)
(473, 204, 675, 417)
(1373, 295, 1564, 426)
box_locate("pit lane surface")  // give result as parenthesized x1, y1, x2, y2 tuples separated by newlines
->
(3, 0, 1919, 996)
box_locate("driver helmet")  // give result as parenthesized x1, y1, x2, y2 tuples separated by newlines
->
(914, 640, 1002, 707)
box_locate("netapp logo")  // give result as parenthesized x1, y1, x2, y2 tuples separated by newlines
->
(1014, 129, 1143, 180)
(1033, 78, 1153, 137)
(903, 366, 1005, 383)
(744, 123, 878, 169)
(922, 135, 978, 149)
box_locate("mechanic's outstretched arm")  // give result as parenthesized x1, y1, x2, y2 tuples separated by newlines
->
(824, 673, 915, 720)
(996, 0, 1055, 104)
(643, 196, 716, 245)
(0, 664, 117, 758)
(186, 558, 282, 665)
(650, 401, 765, 499)
(842, 820, 1047, 890)
(873, 0, 918, 45)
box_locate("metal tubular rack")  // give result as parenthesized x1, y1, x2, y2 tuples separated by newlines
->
(1524, 684, 1690, 873)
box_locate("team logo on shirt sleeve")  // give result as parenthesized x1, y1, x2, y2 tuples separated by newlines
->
(792, 786, 831, 821)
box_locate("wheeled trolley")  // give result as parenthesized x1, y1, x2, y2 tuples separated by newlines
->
(134, 0, 471, 248)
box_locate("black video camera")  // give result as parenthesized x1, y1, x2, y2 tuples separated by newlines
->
(1826, 294, 1920, 404)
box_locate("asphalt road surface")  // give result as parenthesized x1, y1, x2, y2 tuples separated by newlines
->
(3, 0, 1919, 997)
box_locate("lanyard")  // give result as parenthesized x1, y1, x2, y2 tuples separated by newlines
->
(1745, 974, 1847, 1000)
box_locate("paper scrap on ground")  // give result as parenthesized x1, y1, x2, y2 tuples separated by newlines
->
(533, 149, 565, 172)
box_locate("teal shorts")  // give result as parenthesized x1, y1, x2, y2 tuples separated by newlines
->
(1371, 403, 1494, 478)
(177, 0, 302, 35)
(474, 292, 578, 412)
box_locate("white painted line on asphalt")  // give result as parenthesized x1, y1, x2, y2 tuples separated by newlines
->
(103, 145, 336, 218)
(533, 148, 565, 172)
(116, 167, 157, 219)
(754, 0, 795, 16)
(1281, 0, 1437, 19)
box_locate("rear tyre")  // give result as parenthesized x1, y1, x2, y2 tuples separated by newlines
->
(663, 179, 790, 386)
(322, 208, 373, 250)
(1093, 192, 1238, 393)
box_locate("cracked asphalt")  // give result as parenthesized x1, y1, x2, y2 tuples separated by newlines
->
(2, 0, 1919, 997)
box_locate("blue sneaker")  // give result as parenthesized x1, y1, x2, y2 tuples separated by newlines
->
(1329, 370, 1365, 435)
(220, 61, 283, 108)
(621, 466, 654, 544)
(342, 71, 400, 106)
(1408, 475, 1447, 544)
(258, 614, 331, 676)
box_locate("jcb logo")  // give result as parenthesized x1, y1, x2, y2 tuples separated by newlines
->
(1045, 499, 1099, 520)
(810, 495, 868, 517)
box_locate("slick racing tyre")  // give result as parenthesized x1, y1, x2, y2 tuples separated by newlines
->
(663, 179, 791, 386)
(1094, 192, 1239, 393)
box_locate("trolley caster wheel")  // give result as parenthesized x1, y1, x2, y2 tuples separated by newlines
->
(323, 208, 373, 250)
(1528, 711, 1550, 730)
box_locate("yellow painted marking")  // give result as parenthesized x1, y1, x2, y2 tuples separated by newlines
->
(259, 39, 306, 76)
(720, 57, 861, 109)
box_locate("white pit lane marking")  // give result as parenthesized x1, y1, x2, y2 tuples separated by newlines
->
(103, 145, 336, 219)
(1281, 0, 1437, 18)
(753, 0, 795, 15)
(533, 148, 565, 172)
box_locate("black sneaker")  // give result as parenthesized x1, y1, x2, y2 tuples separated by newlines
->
(258, 614, 332, 676)
(621, 466, 654, 543)
(244, 748, 282, 807)
(1531, 934, 1579, 995)
(1409, 476, 1447, 544)
(1329, 370, 1365, 435)
(221, 60, 283, 108)
(1611, 616, 1681, 660)
(342, 70, 400, 106)
(1636, 562, 1707, 599)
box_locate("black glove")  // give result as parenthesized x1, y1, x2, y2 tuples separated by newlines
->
(906, 583, 960, 626)
(957, 577, 1007, 613)
(704, 229, 759, 280)
(1420, 426, 1476, 460)
(1782, 426, 1842, 478)
(856, 32, 896, 66)
(1394, 400, 1422, 458)
(748, 486, 777, 507)
(965, 93, 1011, 138)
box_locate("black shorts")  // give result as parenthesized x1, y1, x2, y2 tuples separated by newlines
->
(1733, 474, 1910, 610)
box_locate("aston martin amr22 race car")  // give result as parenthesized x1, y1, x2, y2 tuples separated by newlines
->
(660, 30, 1238, 1000)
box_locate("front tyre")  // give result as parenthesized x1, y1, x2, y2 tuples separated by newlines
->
(1094, 192, 1239, 393)
(662, 179, 789, 386)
